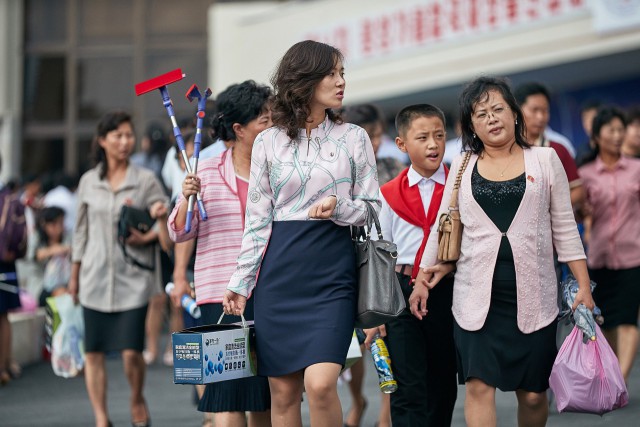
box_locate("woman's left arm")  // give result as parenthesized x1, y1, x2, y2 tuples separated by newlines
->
(548, 150, 587, 262)
(331, 127, 381, 226)
(548, 151, 594, 310)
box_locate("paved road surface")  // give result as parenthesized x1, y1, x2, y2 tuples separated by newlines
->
(1, 337, 638, 426)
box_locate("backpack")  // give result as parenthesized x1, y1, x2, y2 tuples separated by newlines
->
(0, 187, 27, 262)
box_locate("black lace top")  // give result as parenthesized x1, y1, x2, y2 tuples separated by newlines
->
(471, 163, 525, 281)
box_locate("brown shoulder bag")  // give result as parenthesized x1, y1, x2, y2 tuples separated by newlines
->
(437, 152, 471, 262)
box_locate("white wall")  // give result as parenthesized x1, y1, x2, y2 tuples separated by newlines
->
(0, 0, 23, 182)
(208, 0, 640, 102)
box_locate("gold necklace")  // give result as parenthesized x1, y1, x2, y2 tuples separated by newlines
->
(498, 156, 515, 178)
(483, 143, 517, 178)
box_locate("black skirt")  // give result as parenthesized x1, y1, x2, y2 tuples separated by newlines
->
(83, 305, 147, 352)
(197, 300, 271, 413)
(0, 261, 21, 314)
(590, 266, 640, 328)
(253, 220, 357, 377)
(454, 275, 557, 393)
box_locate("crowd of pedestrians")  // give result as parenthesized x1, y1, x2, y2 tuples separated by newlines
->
(1, 39, 639, 427)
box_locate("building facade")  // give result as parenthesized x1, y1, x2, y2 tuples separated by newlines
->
(2, 0, 640, 181)
(209, 0, 640, 149)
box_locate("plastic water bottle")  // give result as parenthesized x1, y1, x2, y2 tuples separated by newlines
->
(165, 282, 201, 319)
(370, 333, 398, 393)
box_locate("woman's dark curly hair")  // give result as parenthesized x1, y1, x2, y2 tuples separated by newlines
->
(92, 110, 133, 180)
(210, 80, 272, 142)
(459, 76, 530, 155)
(270, 40, 344, 141)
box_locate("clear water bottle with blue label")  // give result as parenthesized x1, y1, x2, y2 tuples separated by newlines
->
(370, 333, 397, 393)
(165, 282, 201, 319)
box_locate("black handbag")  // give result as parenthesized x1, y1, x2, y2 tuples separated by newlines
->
(352, 201, 406, 329)
(117, 205, 156, 271)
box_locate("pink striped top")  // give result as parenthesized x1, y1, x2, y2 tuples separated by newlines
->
(168, 148, 247, 305)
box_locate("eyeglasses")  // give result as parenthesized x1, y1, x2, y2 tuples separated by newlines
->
(471, 106, 512, 123)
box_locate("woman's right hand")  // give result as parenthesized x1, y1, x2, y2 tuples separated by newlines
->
(222, 290, 247, 316)
(420, 262, 456, 289)
(68, 277, 79, 304)
(170, 278, 192, 309)
(182, 173, 201, 201)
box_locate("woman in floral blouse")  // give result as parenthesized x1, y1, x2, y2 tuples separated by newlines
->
(223, 40, 380, 425)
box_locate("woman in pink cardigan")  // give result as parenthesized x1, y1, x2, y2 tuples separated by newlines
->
(410, 77, 595, 427)
(168, 80, 272, 427)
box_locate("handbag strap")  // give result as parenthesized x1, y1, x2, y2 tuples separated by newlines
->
(364, 200, 383, 239)
(448, 152, 471, 212)
(118, 238, 155, 271)
(351, 200, 383, 243)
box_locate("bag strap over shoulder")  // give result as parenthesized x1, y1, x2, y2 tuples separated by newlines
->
(448, 152, 471, 211)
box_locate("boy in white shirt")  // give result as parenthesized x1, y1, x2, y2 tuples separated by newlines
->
(365, 104, 457, 425)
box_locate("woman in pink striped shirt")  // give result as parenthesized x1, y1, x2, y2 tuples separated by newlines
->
(168, 80, 272, 427)
(579, 106, 640, 383)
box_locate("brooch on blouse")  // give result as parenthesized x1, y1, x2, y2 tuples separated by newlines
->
(527, 175, 535, 183)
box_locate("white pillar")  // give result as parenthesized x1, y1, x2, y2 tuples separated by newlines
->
(0, 0, 23, 182)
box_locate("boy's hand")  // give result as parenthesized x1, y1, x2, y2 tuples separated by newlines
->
(409, 284, 429, 320)
(363, 325, 387, 349)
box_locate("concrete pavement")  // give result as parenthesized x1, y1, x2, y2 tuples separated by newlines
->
(1, 339, 638, 426)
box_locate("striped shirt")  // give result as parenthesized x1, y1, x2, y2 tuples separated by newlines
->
(168, 148, 246, 305)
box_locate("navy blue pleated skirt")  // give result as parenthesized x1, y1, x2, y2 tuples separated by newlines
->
(254, 220, 357, 377)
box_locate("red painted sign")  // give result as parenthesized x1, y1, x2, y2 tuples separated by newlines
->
(304, 0, 587, 64)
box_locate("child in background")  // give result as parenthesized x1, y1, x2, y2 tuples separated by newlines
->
(30, 207, 72, 306)
(365, 104, 458, 425)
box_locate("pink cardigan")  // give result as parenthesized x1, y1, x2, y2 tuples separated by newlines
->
(168, 148, 245, 305)
(420, 146, 586, 333)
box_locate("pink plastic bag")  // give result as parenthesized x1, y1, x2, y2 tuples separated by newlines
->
(549, 324, 628, 415)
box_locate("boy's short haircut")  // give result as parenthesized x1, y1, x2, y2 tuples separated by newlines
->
(395, 104, 446, 138)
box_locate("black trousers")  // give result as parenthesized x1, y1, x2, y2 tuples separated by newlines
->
(385, 272, 458, 426)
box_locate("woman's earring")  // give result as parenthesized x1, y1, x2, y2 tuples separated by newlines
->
(473, 133, 476, 139)
(515, 119, 518, 125)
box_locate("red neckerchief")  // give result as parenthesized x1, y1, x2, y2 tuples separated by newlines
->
(380, 166, 449, 279)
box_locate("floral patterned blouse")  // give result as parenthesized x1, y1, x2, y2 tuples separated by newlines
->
(227, 116, 381, 297)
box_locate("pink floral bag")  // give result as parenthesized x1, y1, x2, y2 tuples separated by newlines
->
(549, 324, 628, 415)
